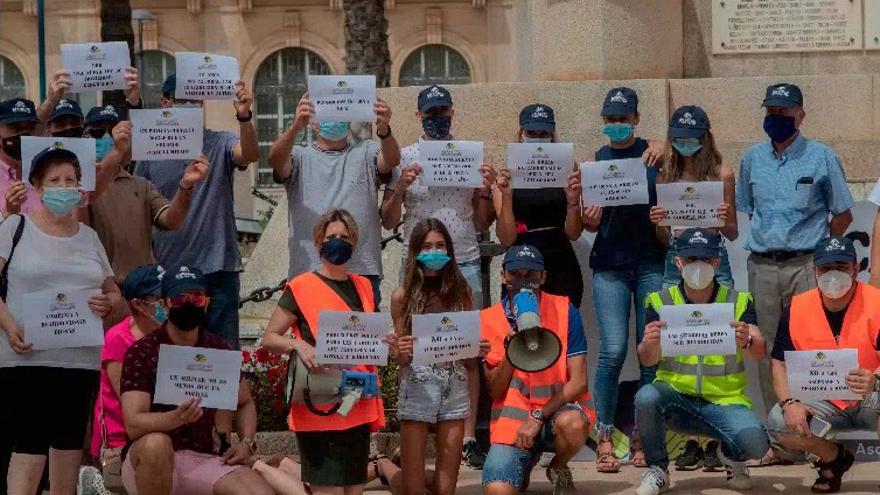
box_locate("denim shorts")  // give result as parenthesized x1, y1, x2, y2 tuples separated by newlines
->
(397, 362, 470, 423)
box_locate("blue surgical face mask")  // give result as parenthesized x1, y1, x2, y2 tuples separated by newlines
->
(42, 187, 81, 216)
(522, 136, 552, 143)
(318, 121, 350, 141)
(320, 237, 353, 266)
(153, 302, 167, 324)
(416, 250, 451, 271)
(422, 114, 452, 139)
(602, 122, 634, 144)
(671, 138, 703, 157)
(95, 134, 114, 161)
(763, 114, 798, 143)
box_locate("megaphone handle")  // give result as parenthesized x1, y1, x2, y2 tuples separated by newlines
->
(303, 388, 343, 417)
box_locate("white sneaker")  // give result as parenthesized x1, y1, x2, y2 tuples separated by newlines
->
(539, 451, 554, 467)
(717, 446, 753, 490)
(636, 466, 670, 495)
(77, 466, 100, 495)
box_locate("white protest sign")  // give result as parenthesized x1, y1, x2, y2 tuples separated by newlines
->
(659, 303, 736, 357)
(22, 289, 103, 350)
(61, 42, 129, 93)
(580, 158, 649, 206)
(419, 140, 484, 188)
(308, 75, 376, 122)
(657, 181, 724, 228)
(174, 52, 240, 100)
(412, 311, 481, 366)
(154, 345, 242, 410)
(785, 349, 861, 401)
(316, 311, 390, 365)
(507, 143, 573, 189)
(130, 108, 203, 161)
(21, 136, 97, 191)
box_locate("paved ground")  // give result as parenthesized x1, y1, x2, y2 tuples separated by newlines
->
(365, 461, 880, 494)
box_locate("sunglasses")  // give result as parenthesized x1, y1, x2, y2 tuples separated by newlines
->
(87, 126, 115, 139)
(167, 293, 208, 309)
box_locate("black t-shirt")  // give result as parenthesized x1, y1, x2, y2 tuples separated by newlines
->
(644, 282, 758, 327)
(278, 271, 366, 344)
(771, 302, 880, 360)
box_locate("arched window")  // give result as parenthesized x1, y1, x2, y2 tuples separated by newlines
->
(254, 48, 330, 186)
(0, 56, 26, 102)
(140, 51, 175, 108)
(399, 45, 471, 87)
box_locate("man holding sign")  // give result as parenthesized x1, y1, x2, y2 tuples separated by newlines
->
(636, 228, 767, 495)
(768, 236, 880, 493)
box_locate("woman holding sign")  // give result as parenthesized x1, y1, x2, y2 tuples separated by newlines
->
(262, 209, 387, 495)
(0, 147, 120, 495)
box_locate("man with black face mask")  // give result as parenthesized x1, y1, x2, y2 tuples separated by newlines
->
(0, 97, 42, 219)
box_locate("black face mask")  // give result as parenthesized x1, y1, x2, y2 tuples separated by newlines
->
(168, 303, 207, 331)
(505, 277, 542, 297)
(52, 127, 84, 138)
(1, 135, 23, 161)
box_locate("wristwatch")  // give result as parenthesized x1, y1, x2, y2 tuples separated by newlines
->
(779, 397, 800, 410)
(874, 373, 880, 392)
(241, 436, 257, 453)
(236, 110, 253, 123)
(529, 409, 545, 424)
(376, 125, 392, 139)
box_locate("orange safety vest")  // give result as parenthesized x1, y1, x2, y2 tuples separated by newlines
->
(480, 292, 594, 446)
(286, 271, 386, 432)
(789, 283, 880, 410)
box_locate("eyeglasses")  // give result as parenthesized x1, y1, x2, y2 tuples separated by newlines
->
(167, 293, 208, 309)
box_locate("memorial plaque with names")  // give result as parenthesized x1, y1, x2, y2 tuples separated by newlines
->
(712, 0, 863, 54)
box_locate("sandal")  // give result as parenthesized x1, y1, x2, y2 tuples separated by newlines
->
(369, 455, 391, 486)
(630, 437, 647, 468)
(595, 439, 621, 473)
(811, 444, 854, 493)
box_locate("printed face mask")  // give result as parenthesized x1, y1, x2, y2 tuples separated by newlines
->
(422, 115, 452, 139)
(416, 250, 451, 271)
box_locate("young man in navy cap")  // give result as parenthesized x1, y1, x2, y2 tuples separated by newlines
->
(767, 236, 880, 493)
(0, 97, 43, 218)
(46, 98, 85, 138)
(737, 83, 855, 423)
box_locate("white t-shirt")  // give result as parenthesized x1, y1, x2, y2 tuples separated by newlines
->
(388, 141, 481, 263)
(0, 214, 113, 370)
(869, 179, 880, 206)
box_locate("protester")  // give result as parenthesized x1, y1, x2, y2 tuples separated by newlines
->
(481, 245, 593, 495)
(0, 98, 43, 217)
(253, 455, 406, 495)
(390, 218, 489, 495)
(380, 85, 496, 468)
(267, 92, 400, 303)
(45, 98, 86, 137)
(0, 146, 120, 495)
(493, 104, 585, 306)
(634, 228, 769, 495)
(120, 265, 271, 495)
(135, 73, 259, 349)
(36, 67, 142, 124)
(262, 209, 387, 495)
(767, 236, 880, 493)
(586, 87, 667, 471)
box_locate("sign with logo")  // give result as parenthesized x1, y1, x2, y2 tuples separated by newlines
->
(506, 143, 573, 189)
(658, 303, 736, 357)
(174, 52, 240, 100)
(61, 42, 129, 93)
(20, 136, 97, 191)
(154, 344, 242, 410)
(411, 311, 481, 365)
(580, 158, 649, 206)
(785, 349, 861, 401)
(656, 181, 724, 228)
(316, 311, 391, 365)
(130, 108, 203, 161)
(308, 75, 377, 122)
(419, 140, 485, 188)
(22, 289, 103, 350)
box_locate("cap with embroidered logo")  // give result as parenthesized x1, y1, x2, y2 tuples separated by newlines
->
(48, 99, 83, 124)
(668, 105, 711, 139)
(418, 85, 453, 112)
(29, 145, 81, 185)
(519, 103, 555, 132)
(0, 98, 40, 125)
(161, 265, 207, 298)
(85, 105, 121, 126)
(601, 87, 638, 117)
(762, 83, 803, 108)
(503, 245, 545, 271)
(123, 264, 165, 300)
(813, 236, 856, 267)
(675, 228, 721, 259)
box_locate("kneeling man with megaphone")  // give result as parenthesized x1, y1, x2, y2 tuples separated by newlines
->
(480, 245, 595, 495)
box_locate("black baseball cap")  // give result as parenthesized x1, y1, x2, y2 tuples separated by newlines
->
(123, 264, 164, 300)
(0, 98, 39, 125)
(162, 73, 177, 98)
(161, 265, 207, 298)
(675, 228, 721, 259)
(85, 104, 120, 126)
(418, 85, 453, 112)
(519, 104, 555, 132)
(762, 83, 803, 108)
(601, 87, 638, 117)
(48, 99, 83, 123)
(668, 105, 711, 139)
(503, 245, 545, 271)
(28, 145, 81, 185)
(813, 237, 856, 267)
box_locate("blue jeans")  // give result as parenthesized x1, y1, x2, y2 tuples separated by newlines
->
(457, 259, 484, 309)
(591, 263, 664, 436)
(662, 241, 734, 289)
(635, 381, 768, 470)
(203, 270, 241, 350)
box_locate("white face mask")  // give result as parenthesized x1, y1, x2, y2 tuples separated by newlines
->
(681, 260, 715, 290)
(817, 270, 853, 299)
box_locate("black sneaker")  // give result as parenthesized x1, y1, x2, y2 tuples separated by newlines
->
(463, 439, 486, 470)
(703, 440, 723, 472)
(674, 440, 704, 471)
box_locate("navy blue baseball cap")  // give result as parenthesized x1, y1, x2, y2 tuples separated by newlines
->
(601, 87, 638, 117)
(162, 73, 177, 98)
(123, 264, 164, 300)
(503, 245, 545, 271)
(28, 145, 81, 185)
(48, 99, 83, 123)
(813, 237, 856, 267)
(675, 228, 721, 259)
(668, 105, 711, 139)
(85, 104, 121, 126)
(161, 265, 207, 298)
(0, 98, 40, 125)
(519, 104, 556, 132)
(418, 85, 453, 112)
(762, 83, 803, 108)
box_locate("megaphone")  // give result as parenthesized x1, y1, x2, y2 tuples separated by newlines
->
(285, 353, 378, 417)
(505, 289, 561, 373)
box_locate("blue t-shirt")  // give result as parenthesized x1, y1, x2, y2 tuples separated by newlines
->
(590, 138, 666, 271)
(502, 296, 587, 358)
